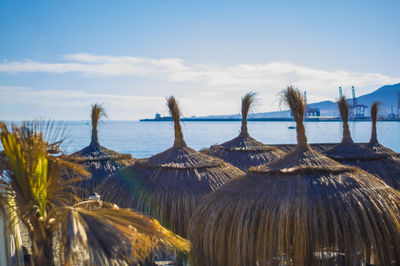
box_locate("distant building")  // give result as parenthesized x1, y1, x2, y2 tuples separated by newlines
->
(305, 107, 320, 117)
(303, 91, 320, 117)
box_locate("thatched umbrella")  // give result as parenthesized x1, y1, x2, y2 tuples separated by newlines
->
(202, 92, 285, 171)
(71, 104, 134, 198)
(273, 143, 336, 153)
(98, 96, 243, 238)
(188, 87, 400, 266)
(365, 102, 400, 160)
(324, 97, 400, 190)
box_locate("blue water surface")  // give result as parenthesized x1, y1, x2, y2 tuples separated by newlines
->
(62, 121, 400, 158)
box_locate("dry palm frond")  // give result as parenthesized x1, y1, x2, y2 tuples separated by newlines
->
(0, 121, 191, 265)
(167, 96, 186, 148)
(0, 122, 88, 221)
(0, 121, 90, 265)
(59, 201, 190, 265)
(0, 120, 67, 155)
(240, 92, 256, 136)
(337, 96, 353, 143)
(202, 92, 285, 171)
(90, 103, 107, 146)
(188, 86, 400, 266)
(1, 124, 49, 218)
(20, 120, 67, 154)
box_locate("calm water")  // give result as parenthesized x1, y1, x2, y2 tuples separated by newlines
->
(60, 121, 400, 158)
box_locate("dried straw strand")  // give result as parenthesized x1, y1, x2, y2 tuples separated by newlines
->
(369, 102, 379, 144)
(337, 96, 353, 143)
(282, 86, 307, 147)
(167, 96, 187, 148)
(90, 103, 107, 146)
(240, 92, 256, 137)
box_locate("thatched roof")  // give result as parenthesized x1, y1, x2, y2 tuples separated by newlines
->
(98, 96, 243, 237)
(273, 143, 336, 153)
(323, 97, 400, 190)
(188, 87, 400, 266)
(202, 92, 285, 171)
(365, 102, 400, 160)
(71, 104, 134, 198)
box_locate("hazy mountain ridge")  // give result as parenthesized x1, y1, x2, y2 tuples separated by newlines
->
(199, 83, 400, 118)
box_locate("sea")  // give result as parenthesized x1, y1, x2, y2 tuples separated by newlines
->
(59, 121, 400, 158)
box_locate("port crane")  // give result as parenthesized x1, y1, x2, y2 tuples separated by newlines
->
(350, 86, 367, 119)
(337, 86, 367, 119)
(397, 92, 400, 119)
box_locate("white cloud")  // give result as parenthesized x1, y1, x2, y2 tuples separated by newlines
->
(0, 54, 398, 93)
(0, 53, 399, 120)
(0, 86, 166, 120)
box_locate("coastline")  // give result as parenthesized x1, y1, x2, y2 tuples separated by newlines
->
(140, 117, 400, 122)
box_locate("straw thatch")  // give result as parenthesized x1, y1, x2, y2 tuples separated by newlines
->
(188, 86, 400, 266)
(273, 143, 336, 153)
(365, 102, 400, 160)
(71, 104, 134, 198)
(324, 97, 400, 190)
(98, 96, 243, 238)
(202, 92, 285, 171)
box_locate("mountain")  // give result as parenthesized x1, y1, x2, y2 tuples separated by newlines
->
(356, 83, 400, 115)
(304, 83, 400, 117)
(199, 83, 400, 119)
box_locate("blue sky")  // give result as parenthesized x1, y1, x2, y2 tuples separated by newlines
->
(0, 0, 399, 120)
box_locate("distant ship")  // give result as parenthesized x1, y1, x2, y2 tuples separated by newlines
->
(140, 113, 174, 121)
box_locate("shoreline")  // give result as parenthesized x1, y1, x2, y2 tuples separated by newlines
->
(140, 118, 400, 122)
